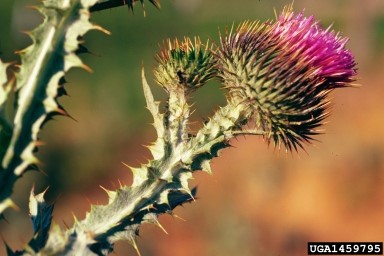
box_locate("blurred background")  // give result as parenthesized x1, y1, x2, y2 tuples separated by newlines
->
(1, 0, 384, 255)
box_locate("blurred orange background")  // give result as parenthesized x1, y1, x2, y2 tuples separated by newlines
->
(1, 0, 384, 255)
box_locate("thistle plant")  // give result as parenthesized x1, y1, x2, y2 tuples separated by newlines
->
(0, 1, 356, 255)
(218, 7, 357, 150)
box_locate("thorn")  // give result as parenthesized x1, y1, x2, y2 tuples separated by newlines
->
(121, 162, 130, 168)
(14, 48, 27, 55)
(84, 196, 92, 205)
(9, 200, 20, 211)
(34, 139, 46, 147)
(40, 186, 50, 197)
(54, 107, 77, 122)
(38, 167, 48, 177)
(130, 238, 142, 256)
(92, 25, 111, 35)
(30, 184, 36, 195)
(25, 5, 39, 11)
(182, 188, 196, 202)
(169, 212, 186, 222)
(62, 220, 69, 229)
(153, 218, 168, 235)
(80, 63, 93, 73)
(99, 185, 110, 195)
(71, 212, 78, 223)
(99, 185, 108, 193)
(20, 29, 33, 38)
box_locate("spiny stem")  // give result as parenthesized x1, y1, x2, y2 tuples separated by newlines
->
(165, 89, 189, 147)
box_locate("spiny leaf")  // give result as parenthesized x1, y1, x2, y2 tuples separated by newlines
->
(0, 0, 106, 215)
(142, 68, 165, 160)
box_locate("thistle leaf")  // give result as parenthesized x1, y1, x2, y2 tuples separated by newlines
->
(0, 0, 105, 215)
(142, 68, 165, 160)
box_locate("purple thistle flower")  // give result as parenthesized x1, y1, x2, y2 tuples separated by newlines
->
(218, 6, 357, 151)
(273, 9, 357, 86)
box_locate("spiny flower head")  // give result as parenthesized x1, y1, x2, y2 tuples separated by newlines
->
(218, 6, 357, 151)
(154, 37, 217, 93)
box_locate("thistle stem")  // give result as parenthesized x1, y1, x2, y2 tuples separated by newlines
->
(166, 89, 189, 147)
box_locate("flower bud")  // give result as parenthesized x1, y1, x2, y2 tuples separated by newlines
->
(218, 6, 357, 150)
(154, 37, 217, 93)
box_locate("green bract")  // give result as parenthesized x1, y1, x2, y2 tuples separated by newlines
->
(154, 37, 218, 93)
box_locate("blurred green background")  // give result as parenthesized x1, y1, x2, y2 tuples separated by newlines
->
(1, 0, 384, 255)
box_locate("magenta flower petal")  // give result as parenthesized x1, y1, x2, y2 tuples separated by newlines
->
(273, 10, 357, 86)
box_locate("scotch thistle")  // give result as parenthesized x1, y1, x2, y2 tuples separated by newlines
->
(218, 6, 357, 150)
(1, 2, 358, 255)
